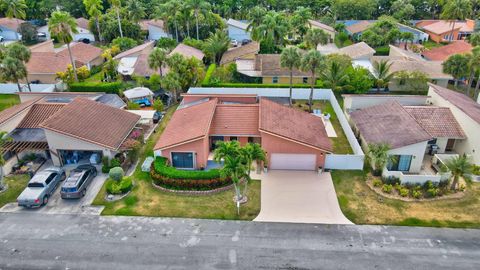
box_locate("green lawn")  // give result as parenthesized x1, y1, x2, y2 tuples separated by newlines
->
(0, 175, 29, 208)
(423, 40, 445, 50)
(332, 170, 480, 228)
(92, 104, 261, 220)
(0, 94, 20, 111)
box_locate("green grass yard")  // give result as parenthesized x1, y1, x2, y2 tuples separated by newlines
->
(0, 175, 29, 208)
(0, 94, 20, 112)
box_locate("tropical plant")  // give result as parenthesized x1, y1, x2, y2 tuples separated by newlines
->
(188, 0, 210, 40)
(126, 0, 145, 22)
(443, 53, 470, 88)
(344, 66, 374, 93)
(394, 70, 429, 92)
(301, 50, 325, 112)
(203, 30, 229, 64)
(290, 6, 312, 41)
(0, 56, 27, 92)
(443, 155, 472, 190)
(440, 0, 472, 42)
(83, 0, 104, 43)
(111, 37, 137, 51)
(48, 10, 79, 82)
(18, 22, 37, 44)
(0, 131, 12, 190)
(156, 0, 182, 42)
(239, 143, 266, 178)
(246, 6, 267, 36)
(148, 47, 168, 77)
(280, 46, 301, 105)
(222, 155, 247, 203)
(471, 47, 480, 99)
(391, 0, 415, 21)
(305, 28, 329, 50)
(468, 33, 480, 46)
(252, 11, 289, 53)
(56, 65, 90, 83)
(109, 0, 123, 38)
(321, 60, 349, 92)
(373, 59, 395, 92)
(152, 99, 164, 112)
(213, 140, 240, 163)
(6, 43, 31, 91)
(162, 72, 182, 102)
(367, 143, 393, 176)
(401, 32, 415, 49)
(0, 0, 27, 40)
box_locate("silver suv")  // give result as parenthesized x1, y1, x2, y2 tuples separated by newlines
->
(60, 164, 97, 199)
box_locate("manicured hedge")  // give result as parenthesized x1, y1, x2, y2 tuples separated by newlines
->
(69, 82, 123, 94)
(201, 82, 324, 88)
(201, 64, 217, 86)
(106, 177, 133, 195)
(151, 157, 231, 190)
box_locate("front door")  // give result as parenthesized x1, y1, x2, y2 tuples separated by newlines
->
(446, 139, 456, 152)
(171, 152, 194, 169)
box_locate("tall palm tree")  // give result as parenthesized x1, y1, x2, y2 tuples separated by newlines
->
(443, 54, 470, 88)
(290, 6, 312, 41)
(48, 11, 79, 82)
(188, 0, 210, 40)
(0, 56, 27, 92)
(148, 48, 168, 78)
(253, 11, 289, 51)
(300, 50, 325, 112)
(471, 47, 480, 100)
(109, 0, 123, 38)
(373, 59, 395, 92)
(367, 143, 392, 176)
(0, 131, 12, 190)
(6, 43, 31, 91)
(321, 61, 349, 92)
(1, 0, 27, 40)
(126, 0, 145, 22)
(441, 0, 472, 42)
(246, 6, 266, 35)
(443, 155, 472, 190)
(222, 155, 247, 203)
(157, 0, 182, 42)
(204, 30, 229, 64)
(280, 46, 301, 105)
(162, 72, 182, 102)
(83, 0, 104, 43)
(305, 28, 329, 50)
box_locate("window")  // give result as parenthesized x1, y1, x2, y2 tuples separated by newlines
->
(45, 173, 57, 185)
(248, 137, 254, 143)
(272, 77, 279, 83)
(387, 155, 412, 172)
(428, 139, 437, 145)
(78, 172, 89, 188)
(172, 152, 194, 168)
(230, 137, 238, 141)
(303, 77, 308, 84)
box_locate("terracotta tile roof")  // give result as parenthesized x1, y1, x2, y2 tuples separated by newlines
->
(169, 43, 205, 61)
(370, 56, 452, 79)
(210, 104, 260, 136)
(17, 104, 65, 129)
(255, 54, 310, 77)
(132, 53, 157, 77)
(404, 106, 466, 139)
(58, 42, 103, 65)
(346, 21, 371, 34)
(114, 41, 155, 59)
(350, 101, 432, 148)
(0, 98, 39, 126)
(0, 17, 25, 31)
(308, 20, 335, 33)
(26, 52, 72, 74)
(40, 98, 140, 150)
(154, 99, 218, 149)
(76, 17, 90, 30)
(422, 21, 461, 34)
(259, 98, 332, 152)
(421, 41, 472, 61)
(338, 42, 375, 59)
(220, 42, 260, 65)
(429, 83, 480, 125)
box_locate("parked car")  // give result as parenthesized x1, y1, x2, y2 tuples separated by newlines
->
(241, 39, 252, 45)
(231, 39, 238, 47)
(61, 164, 97, 199)
(153, 111, 164, 124)
(17, 167, 66, 208)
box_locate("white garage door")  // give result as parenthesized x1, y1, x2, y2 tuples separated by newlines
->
(270, 153, 316, 170)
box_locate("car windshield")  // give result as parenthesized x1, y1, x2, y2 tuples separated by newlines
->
(27, 182, 44, 188)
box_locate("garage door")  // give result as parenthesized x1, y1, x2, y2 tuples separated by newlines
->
(270, 154, 316, 170)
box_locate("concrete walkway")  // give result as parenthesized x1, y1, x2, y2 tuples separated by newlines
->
(254, 170, 352, 224)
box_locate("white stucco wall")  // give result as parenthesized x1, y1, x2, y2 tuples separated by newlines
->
(0, 26, 20, 40)
(388, 141, 428, 173)
(342, 95, 428, 112)
(227, 25, 250, 41)
(148, 25, 170, 40)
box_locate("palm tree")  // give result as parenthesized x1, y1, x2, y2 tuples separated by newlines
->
(157, 0, 182, 42)
(240, 143, 266, 179)
(148, 48, 168, 77)
(401, 32, 414, 49)
(367, 143, 392, 176)
(300, 50, 325, 112)
(253, 11, 289, 51)
(440, 0, 472, 42)
(321, 61, 349, 92)
(0, 56, 27, 92)
(162, 72, 182, 102)
(188, 0, 210, 40)
(0, 131, 12, 190)
(305, 28, 329, 50)
(213, 140, 240, 163)
(1, 0, 27, 40)
(373, 59, 395, 92)
(290, 6, 312, 41)
(109, 0, 123, 38)
(471, 47, 480, 99)
(280, 47, 301, 105)
(6, 43, 31, 91)
(126, 0, 145, 22)
(246, 6, 266, 35)
(222, 155, 247, 203)
(443, 54, 470, 88)
(83, 0, 104, 43)
(48, 11, 79, 82)
(466, 48, 480, 97)
(179, 2, 191, 38)
(204, 30, 230, 64)
(443, 155, 472, 190)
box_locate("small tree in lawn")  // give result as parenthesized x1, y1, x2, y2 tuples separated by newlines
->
(240, 143, 266, 194)
(300, 50, 325, 112)
(367, 143, 393, 176)
(222, 155, 247, 205)
(443, 155, 472, 190)
(280, 46, 301, 106)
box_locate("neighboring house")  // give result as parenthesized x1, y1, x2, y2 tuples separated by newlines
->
(38, 17, 96, 42)
(341, 20, 428, 43)
(139, 19, 170, 40)
(397, 23, 429, 43)
(220, 41, 260, 65)
(336, 42, 375, 60)
(0, 93, 131, 173)
(29, 40, 55, 53)
(344, 20, 371, 38)
(114, 41, 156, 78)
(227, 18, 250, 41)
(236, 54, 312, 84)
(154, 95, 332, 170)
(308, 20, 336, 43)
(57, 42, 103, 69)
(0, 17, 24, 40)
(427, 83, 480, 165)
(169, 43, 205, 61)
(124, 87, 154, 104)
(416, 20, 476, 43)
(421, 40, 473, 61)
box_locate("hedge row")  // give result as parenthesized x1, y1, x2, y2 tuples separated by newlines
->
(201, 82, 323, 88)
(69, 82, 123, 94)
(201, 63, 217, 86)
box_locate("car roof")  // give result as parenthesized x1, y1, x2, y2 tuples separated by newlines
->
(63, 170, 87, 187)
(29, 171, 53, 184)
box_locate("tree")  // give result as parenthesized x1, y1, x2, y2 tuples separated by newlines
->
(443, 155, 472, 190)
(152, 99, 164, 112)
(97, 12, 142, 42)
(441, 0, 472, 42)
(471, 47, 480, 99)
(162, 72, 182, 102)
(391, 0, 415, 21)
(0, 131, 12, 190)
(468, 33, 480, 46)
(148, 47, 168, 78)
(102, 48, 118, 82)
(373, 59, 395, 92)
(109, 0, 123, 38)
(443, 54, 470, 88)
(239, 142, 265, 194)
(466, 48, 480, 96)
(321, 60, 349, 92)
(305, 28, 329, 50)
(300, 50, 325, 112)
(0, 56, 27, 92)
(48, 10, 79, 82)
(83, 0, 104, 43)
(394, 70, 429, 92)
(1, 0, 27, 40)
(252, 11, 289, 53)
(345, 66, 374, 93)
(246, 6, 266, 36)
(6, 43, 31, 91)
(203, 30, 229, 64)
(367, 143, 392, 176)
(333, 0, 377, 20)
(56, 65, 90, 83)
(280, 46, 301, 105)
(112, 37, 138, 51)
(290, 6, 312, 41)
(188, 0, 210, 40)
(18, 22, 37, 45)
(401, 32, 414, 49)
(126, 0, 145, 22)
(213, 140, 240, 163)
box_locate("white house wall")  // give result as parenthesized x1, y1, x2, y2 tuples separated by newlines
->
(227, 25, 250, 41)
(342, 95, 428, 112)
(388, 141, 428, 173)
(148, 25, 170, 40)
(0, 26, 20, 40)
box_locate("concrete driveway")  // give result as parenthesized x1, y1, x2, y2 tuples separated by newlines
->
(254, 170, 352, 224)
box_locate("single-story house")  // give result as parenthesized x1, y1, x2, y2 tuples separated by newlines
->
(0, 17, 24, 40)
(236, 54, 313, 84)
(349, 100, 465, 173)
(139, 19, 170, 40)
(124, 87, 154, 104)
(169, 43, 205, 61)
(415, 19, 475, 43)
(336, 42, 375, 60)
(154, 95, 332, 170)
(341, 20, 429, 43)
(220, 41, 260, 65)
(308, 20, 335, 43)
(397, 23, 429, 44)
(57, 42, 103, 69)
(345, 20, 371, 38)
(427, 83, 480, 165)
(115, 41, 156, 78)
(227, 18, 250, 41)
(421, 40, 473, 61)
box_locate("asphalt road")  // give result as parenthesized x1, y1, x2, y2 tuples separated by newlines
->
(0, 213, 479, 270)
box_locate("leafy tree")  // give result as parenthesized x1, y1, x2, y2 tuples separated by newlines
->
(162, 71, 182, 102)
(18, 22, 37, 45)
(321, 60, 349, 92)
(401, 32, 414, 49)
(326, 53, 352, 70)
(367, 143, 393, 176)
(246, 6, 267, 36)
(48, 10, 79, 82)
(471, 47, 480, 99)
(290, 6, 312, 41)
(156, 0, 182, 42)
(156, 37, 177, 50)
(109, 0, 123, 38)
(443, 54, 470, 88)
(148, 47, 168, 78)
(102, 49, 118, 82)
(336, 32, 349, 47)
(1, 0, 27, 39)
(6, 43, 31, 91)
(126, 0, 146, 22)
(443, 155, 472, 190)
(153, 99, 164, 112)
(97, 11, 142, 42)
(0, 56, 27, 92)
(468, 33, 480, 46)
(334, 0, 377, 20)
(0, 131, 12, 190)
(57, 65, 90, 83)
(280, 46, 301, 105)
(300, 50, 325, 112)
(394, 70, 429, 92)
(362, 16, 401, 47)
(188, 0, 211, 40)
(391, 0, 415, 21)
(441, 0, 473, 42)
(112, 37, 138, 51)
(305, 28, 329, 50)
(127, 101, 141, 109)
(252, 11, 289, 53)
(203, 30, 229, 64)
(83, 0, 104, 43)
(345, 66, 374, 93)
(373, 59, 395, 92)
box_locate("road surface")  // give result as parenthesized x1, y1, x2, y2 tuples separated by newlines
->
(0, 213, 479, 269)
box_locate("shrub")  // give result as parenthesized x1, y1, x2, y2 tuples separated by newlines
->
(109, 167, 124, 182)
(382, 176, 401, 186)
(372, 178, 382, 187)
(472, 165, 480, 175)
(69, 82, 123, 94)
(200, 82, 324, 88)
(412, 189, 422, 199)
(110, 158, 121, 168)
(426, 187, 439, 198)
(156, 37, 177, 50)
(399, 187, 409, 197)
(202, 64, 216, 86)
(382, 184, 393, 193)
(375, 46, 390, 56)
(112, 37, 138, 51)
(127, 101, 141, 110)
(124, 195, 138, 206)
(106, 177, 133, 195)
